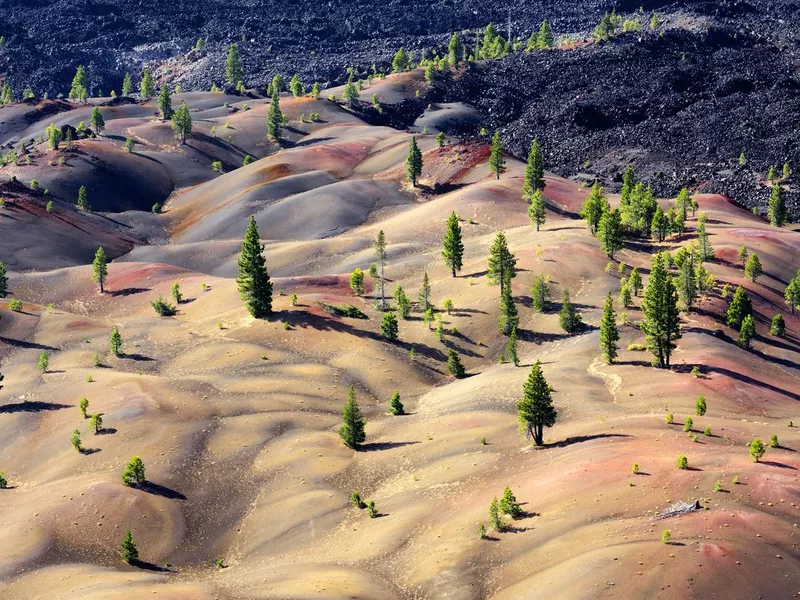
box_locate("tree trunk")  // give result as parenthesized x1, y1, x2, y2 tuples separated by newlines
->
(452, 266, 456, 277)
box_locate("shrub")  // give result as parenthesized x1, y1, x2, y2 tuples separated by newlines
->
(37, 351, 49, 373)
(447, 350, 465, 378)
(79, 397, 89, 418)
(661, 529, 671, 544)
(350, 490, 364, 508)
(121, 456, 146, 486)
(676, 455, 688, 470)
(628, 343, 646, 351)
(479, 524, 486, 539)
(665, 413, 673, 424)
(366, 499, 377, 518)
(749, 438, 765, 462)
(120, 528, 138, 563)
(732, 474, 739, 485)
(769, 433, 779, 448)
(290, 293, 297, 306)
(211, 161, 223, 173)
(632, 463, 639, 474)
(151, 295, 177, 316)
(85, 374, 94, 382)
(703, 427, 711, 436)
(683, 417, 693, 432)
(89, 413, 103, 434)
(71, 429, 82, 452)
(714, 479, 723, 492)
(695, 395, 707, 416)
(318, 302, 367, 319)
(8, 298, 22, 311)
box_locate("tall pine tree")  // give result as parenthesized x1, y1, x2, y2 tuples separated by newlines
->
(442, 211, 464, 276)
(599, 292, 619, 364)
(528, 190, 546, 231)
(580, 182, 609, 235)
(339, 386, 366, 449)
(236, 216, 273, 318)
(489, 130, 505, 179)
(641, 253, 681, 368)
(487, 232, 516, 296)
(768, 184, 787, 227)
(406, 136, 423, 186)
(266, 89, 282, 141)
(597, 207, 624, 259)
(225, 43, 244, 87)
(92, 247, 108, 293)
(522, 138, 545, 199)
(517, 360, 557, 446)
(498, 283, 518, 335)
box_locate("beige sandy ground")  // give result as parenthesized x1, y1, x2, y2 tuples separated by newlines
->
(1, 69, 799, 599)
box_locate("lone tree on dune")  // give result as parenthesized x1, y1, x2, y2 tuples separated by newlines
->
(90, 107, 105, 135)
(389, 391, 404, 415)
(487, 231, 516, 296)
(406, 136, 423, 187)
(447, 349, 465, 378)
(381, 312, 399, 340)
(109, 326, 123, 356)
(171, 102, 192, 144)
(517, 360, 557, 446)
(121, 456, 145, 486)
(489, 130, 505, 179)
(339, 386, 366, 449)
(784, 271, 800, 313)
(79, 397, 89, 419)
(499, 486, 523, 518)
(89, 412, 103, 434)
(77, 185, 90, 211)
(266, 89, 283, 142)
(92, 247, 108, 293)
(418, 271, 432, 312)
(120, 528, 139, 563)
(37, 351, 49, 373)
(749, 438, 765, 462)
(489, 496, 503, 531)
(442, 211, 464, 277)
(236, 217, 273, 318)
(523, 138, 545, 199)
(374, 230, 388, 310)
(225, 43, 244, 87)
(641, 253, 681, 368)
(528, 190, 546, 231)
(599, 292, 619, 364)
(349, 267, 365, 296)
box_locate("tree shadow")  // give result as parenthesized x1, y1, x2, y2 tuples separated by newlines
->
(109, 287, 151, 297)
(545, 433, 632, 448)
(0, 337, 58, 352)
(481, 535, 501, 542)
(97, 427, 117, 435)
(138, 481, 187, 500)
(760, 461, 797, 470)
(130, 560, 173, 572)
(360, 441, 420, 452)
(122, 353, 155, 362)
(79, 447, 101, 455)
(0, 401, 70, 413)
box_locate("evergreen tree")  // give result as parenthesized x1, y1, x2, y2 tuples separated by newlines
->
(641, 253, 681, 368)
(310, 82, 321, 98)
(695, 395, 707, 416)
(651, 206, 669, 242)
(342, 70, 358, 106)
(121, 456, 145, 486)
(157, 84, 173, 120)
(531, 274, 550, 312)
(109, 326, 123, 356)
(744, 253, 763, 282)
(528, 190, 546, 231)
(517, 360, 557, 446)
(559, 288, 582, 333)
(79, 397, 89, 419)
(506, 327, 519, 366)
(580, 182, 608, 235)
(389, 390, 404, 415)
(381, 312, 399, 340)
(619, 282, 632, 308)
(785, 272, 800, 314)
(225, 43, 244, 87)
(71, 429, 83, 452)
(392, 47, 410, 72)
(171, 102, 192, 143)
(489, 496, 503, 531)
(37, 351, 49, 373)
(599, 292, 619, 364)
(349, 267, 365, 296)
(676, 251, 697, 311)
(536, 20, 554, 49)
(499, 486, 523, 517)
(447, 349, 465, 378)
(522, 138, 545, 199)
(620, 165, 635, 205)
(77, 184, 90, 210)
(374, 230, 388, 310)
(770, 314, 785, 337)
(768, 184, 787, 227)
(0, 261, 7, 298)
(393, 285, 411, 319)
(266, 89, 282, 142)
(289, 73, 303, 97)
(726, 285, 753, 329)
(92, 246, 108, 293)
(487, 232, 516, 295)
(405, 136, 423, 186)
(339, 386, 366, 449)
(749, 438, 765, 462)
(140, 66, 155, 99)
(171, 282, 182, 304)
(738, 314, 755, 349)
(442, 211, 464, 276)
(89, 412, 103, 434)
(121, 72, 133, 96)
(120, 528, 139, 563)
(489, 130, 506, 179)
(90, 107, 105, 135)
(418, 272, 432, 311)
(628, 268, 643, 296)
(236, 216, 273, 318)
(597, 207, 624, 259)
(448, 33, 464, 65)
(69, 65, 88, 101)
(738, 245, 749, 267)
(697, 222, 714, 261)
(498, 283, 519, 335)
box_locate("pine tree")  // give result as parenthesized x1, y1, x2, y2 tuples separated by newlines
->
(339, 386, 366, 449)
(381, 312, 399, 340)
(744, 253, 763, 282)
(726, 285, 753, 329)
(69, 65, 88, 101)
(225, 43, 244, 87)
(79, 397, 89, 419)
(677, 251, 697, 311)
(522, 138, 545, 199)
(342, 70, 358, 105)
(580, 182, 608, 235)
(121, 456, 145, 486)
(349, 267, 365, 296)
(405, 136, 423, 186)
(785, 271, 800, 314)
(92, 246, 108, 293)
(121, 72, 133, 96)
(389, 391, 404, 415)
(528, 190, 546, 231)
(599, 292, 619, 364)
(628, 268, 643, 296)
(109, 326, 123, 356)
(37, 351, 49, 373)
(768, 184, 787, 227)
(393, 285, 411, 319)
(738, 245, 749, 267)
(266, 89, 282, 142)
(506, 327, 519, 366)
(77, 185, 90, 211)
(374, 230, 387, 310)
(641, 253, 681, 368)
(418, 272, 432, 311)
(487, 232, 516, 295)
(289, 73, 303, 97)
(89, 412, 103, 434)
(697, 222, 714, 261)
(498, 283, 519, 335)
(770, 314, 785, 337)
(0, 261, 7, 298)
(236, 216, 273, 318)
(738, 314, 755, 349)
(442, 211, 464, 276)
(597, 207, 624, 259)
(489, 496, 503, 531)
(695, 395, 707, 416)
(120, 528, 139, 563)
(392, 47, 410, 72)
(90, 107, 105, 135)
(71, 429, 83, 452)
(536, 19, 554, 49)
(171, 102, 192, 143)
(140, 66, 155, 99)
(559, 289, 582, 333)
(517, 360, 557, 446)
(619, 282, 632, 308)
(489, 130, 505, 180)
(157, 84, 173, 120)
(447, 349, 465, 378)
(651, 206, 669, 242)
(171, 282, 182, 305)
(499, 486, 522, 518)
(448, 33, 464, 65)
(531, 274, 550, 312)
